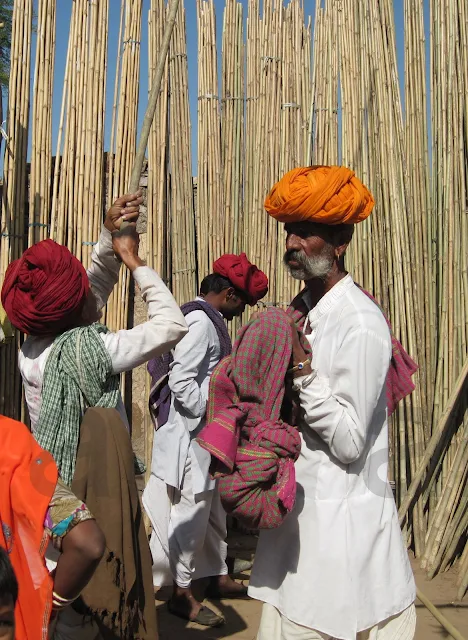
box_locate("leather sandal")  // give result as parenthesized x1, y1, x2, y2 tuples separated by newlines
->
(205, 583, 249, 600)
(167, 599, 225, 627)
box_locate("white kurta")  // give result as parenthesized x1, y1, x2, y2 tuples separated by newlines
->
(18, 226, 187, 431)
(149, 301, 222, 494)
(248, 275, 415, 640)
(143, 302, 228, 587)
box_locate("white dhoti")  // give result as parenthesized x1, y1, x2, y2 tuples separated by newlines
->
(257, 603, 417, 640)
(143, 454, 228, 588)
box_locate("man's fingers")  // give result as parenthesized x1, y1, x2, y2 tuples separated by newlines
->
(121, 210, 139, 222)
(112, 192, 143, 208)
(122, 203, 142, 214)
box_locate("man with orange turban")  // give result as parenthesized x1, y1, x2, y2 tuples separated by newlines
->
(143, 255, 267, 627)
(248, 166, 417, 640)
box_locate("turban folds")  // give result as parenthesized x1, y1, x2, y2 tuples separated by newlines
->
(264, 165, 375, 225)
(213, 253, 268, 305)
(1, 239, 89, 337)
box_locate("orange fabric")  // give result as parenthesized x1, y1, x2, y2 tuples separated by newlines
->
(264, 165, 375, 225)
(0, 415, 57, 640)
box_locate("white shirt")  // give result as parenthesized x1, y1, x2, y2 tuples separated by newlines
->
(151, 298, 223, 495)
(248, 275, 415, 640)
(18, 227, 188, 431)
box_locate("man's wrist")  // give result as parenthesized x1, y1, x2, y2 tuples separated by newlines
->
(292, 342, 307, 363)
(120, 254, 144, 271)
(293, 365, 312, 379)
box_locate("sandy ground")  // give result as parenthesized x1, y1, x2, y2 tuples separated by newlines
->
(155, 533, 468, 640)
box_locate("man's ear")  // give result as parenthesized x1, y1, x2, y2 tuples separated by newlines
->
(225, 287, 236, 301)
(334, 225, 354, 258)
(335, 241, 350, 259)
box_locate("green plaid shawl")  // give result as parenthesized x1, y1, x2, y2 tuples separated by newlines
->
(35, 323, 119, 485)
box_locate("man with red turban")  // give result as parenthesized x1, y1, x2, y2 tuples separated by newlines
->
(143, 254, 267, 627)
(1, 194, 188, 637)
(1, 193, 187, 439)
(248, 166, 417, 640)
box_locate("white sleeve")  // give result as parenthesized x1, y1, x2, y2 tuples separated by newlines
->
(297, 328, 391, 464)
(86, 226, 121, 310)
(101, 267, 188, 374)
(168, 312, 211, 420)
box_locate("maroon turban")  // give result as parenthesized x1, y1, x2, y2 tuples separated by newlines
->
(213, 253, 268, 305)
(1, 239, 89, 337)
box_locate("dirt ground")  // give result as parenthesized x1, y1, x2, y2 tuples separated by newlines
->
(155, 533, 468, 640)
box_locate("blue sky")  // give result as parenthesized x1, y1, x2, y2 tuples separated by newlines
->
(38, 0, 427, 175)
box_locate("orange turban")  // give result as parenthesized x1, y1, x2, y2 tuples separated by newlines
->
(264, 165, 375, 225)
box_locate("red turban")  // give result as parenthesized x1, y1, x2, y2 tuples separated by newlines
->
(213, 253, 268, 305)
(1, 239, 89, 337)
(264, 165, 375, 225)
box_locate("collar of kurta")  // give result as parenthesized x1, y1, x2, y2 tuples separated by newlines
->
(302, 274, 354, 328)
(195, 296, 223, 317)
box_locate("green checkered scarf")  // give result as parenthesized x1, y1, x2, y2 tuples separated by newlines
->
(35, 323, 120, 485)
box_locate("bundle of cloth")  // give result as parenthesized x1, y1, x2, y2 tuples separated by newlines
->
(197, 308, 301, 530)
(286, 287, 418, 417)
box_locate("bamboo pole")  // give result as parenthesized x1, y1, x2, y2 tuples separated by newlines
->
(416, 588, 466, 640)
(128, 0, 181, 195)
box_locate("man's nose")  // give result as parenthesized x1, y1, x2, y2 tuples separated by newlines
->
(286, 233, 302, 251)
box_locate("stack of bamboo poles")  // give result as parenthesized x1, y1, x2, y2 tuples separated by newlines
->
(195, 0, 312, 326)
(50, 0, 108, 268)
(29, 0, 55, 247)
(420, 0, 468, 598)
(196, 0, 225, 278)
(310, 0, 467, 591)
(0, 0, 33, 420)
(167, 3, 197, 304)
(1, 0, 467, 596)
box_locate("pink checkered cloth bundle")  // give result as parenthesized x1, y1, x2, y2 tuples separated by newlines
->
(286, 285, 418, 416)
(197, 308, 301, 530)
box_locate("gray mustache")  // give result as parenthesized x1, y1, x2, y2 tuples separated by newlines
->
(284, 250, 307, 266)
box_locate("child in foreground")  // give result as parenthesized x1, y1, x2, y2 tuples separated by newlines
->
(0, 547, 17, 640)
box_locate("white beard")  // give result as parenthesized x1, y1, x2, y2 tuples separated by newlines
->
(285, 251, 334, 280)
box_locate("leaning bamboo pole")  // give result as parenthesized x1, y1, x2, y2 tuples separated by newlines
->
(147, 0, 169, 277)
(106, 0, 143, 337)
